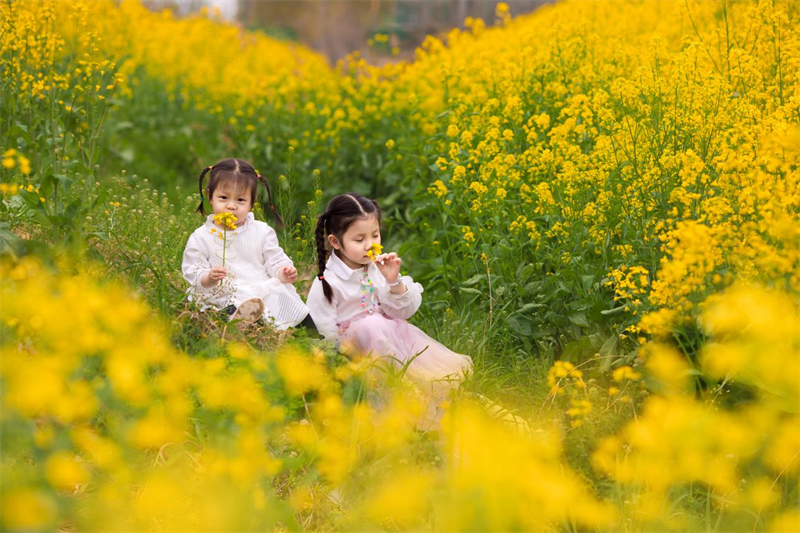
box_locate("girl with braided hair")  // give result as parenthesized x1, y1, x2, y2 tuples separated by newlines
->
(182, 158, 313, 329)
(307, 193, 472, 428)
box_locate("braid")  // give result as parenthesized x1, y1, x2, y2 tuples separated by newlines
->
(257, 174, 284, 227)
(315, 212, 333, 303)
(196, 165, 213, 215)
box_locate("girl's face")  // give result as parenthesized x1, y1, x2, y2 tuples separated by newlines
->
(208, 184, 252, 227)
(329, 215, 381, 270)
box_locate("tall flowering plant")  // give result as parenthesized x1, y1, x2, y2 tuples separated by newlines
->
(210, 212, 238, 267)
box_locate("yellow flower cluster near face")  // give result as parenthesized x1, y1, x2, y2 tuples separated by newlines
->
(212, 211, 237, 231)
(365, 242, 383, 261)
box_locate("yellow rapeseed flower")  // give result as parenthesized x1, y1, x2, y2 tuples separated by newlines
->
(45, 451, 89, 490)
(212, 211, 238, 230)
(427, 179, 448, 198)
(275, 348, 332, 396)
(18, 156, 31, 175)
(366, 242, 383, 261)
(0, 488, 57, 530)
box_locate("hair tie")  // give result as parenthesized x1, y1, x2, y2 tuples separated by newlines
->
(318, 275, 325, 281)
(208, 165, 213, 170)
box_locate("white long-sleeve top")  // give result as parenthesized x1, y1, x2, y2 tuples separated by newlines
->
(182, 213, 310, 330)
(306, 251, 424, 342)
(182, 212, 293, 289)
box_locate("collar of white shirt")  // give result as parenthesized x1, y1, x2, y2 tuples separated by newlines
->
(204, 212, 254, 235)
(326, 251, 370, 281)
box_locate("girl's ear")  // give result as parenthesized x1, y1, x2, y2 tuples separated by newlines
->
(328, 234, 341, 250)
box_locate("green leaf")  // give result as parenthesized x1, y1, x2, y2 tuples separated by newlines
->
(568, 311, 589, 328)
(459, 287, 482, 296)
(523, 281, 542, 294)
(600, 307, 625, 316)
(516, 302, 545, 314)
(462, 274, 486, 286)
(86, 231, 110, 241)
(113, 121, 134, 131)
(533, 330, 556, 341)
(17, 189, 44, 210)
(599, 334, 618, 357)
(598, 335, 619, 372)
(0, 223, 24, 258)
(508, 314, 532, 336)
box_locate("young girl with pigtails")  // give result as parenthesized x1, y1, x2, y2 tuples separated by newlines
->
(182, 158, 314, 329)
(306, 192, 473, 428)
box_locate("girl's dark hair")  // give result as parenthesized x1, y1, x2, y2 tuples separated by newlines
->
(315, 192, 381, 303)
(197, 158, 282, 226)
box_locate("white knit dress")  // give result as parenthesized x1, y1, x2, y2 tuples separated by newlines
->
(181, 213, 309, 329)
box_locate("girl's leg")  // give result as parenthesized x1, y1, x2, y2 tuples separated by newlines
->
(229, 297, 265, 324)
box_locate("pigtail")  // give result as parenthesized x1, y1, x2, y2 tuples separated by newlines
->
(257, 174, 284, 227)
(369, 198, 381, 222)
(315, 211, 333, 303)
(196, 165, 213, 215)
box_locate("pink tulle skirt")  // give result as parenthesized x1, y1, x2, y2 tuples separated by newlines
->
(340, 313, 472, 428)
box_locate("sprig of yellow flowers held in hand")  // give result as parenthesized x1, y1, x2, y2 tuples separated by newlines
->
(210, 212, 238, 266)
(366, 242, 383, 261)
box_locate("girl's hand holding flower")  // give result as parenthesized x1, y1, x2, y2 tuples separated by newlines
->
(211, 212, 238, 267)
(201, 266, 227, 288)
(375, 252, 406, 294)
(278, 265, 298, 284)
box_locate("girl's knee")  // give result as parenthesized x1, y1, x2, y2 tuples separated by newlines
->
(357, 314, 394, 334)
(345, 315, 396, 353)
